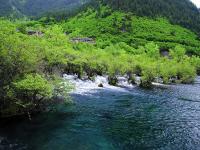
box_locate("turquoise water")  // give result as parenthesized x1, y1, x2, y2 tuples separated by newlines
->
(0, 78, 200, 150)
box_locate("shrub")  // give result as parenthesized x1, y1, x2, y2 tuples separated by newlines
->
(13, 73, 53, 103)
(140, 67, 156, 88)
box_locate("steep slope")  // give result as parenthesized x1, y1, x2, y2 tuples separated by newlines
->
(0, 0, 12, 16)
(0, 0, 199, 35)
(0, 0, 24, 18)
(100, 0, 200, 35)
(12, 0, 89, 16)
(0, 0, 90, 17)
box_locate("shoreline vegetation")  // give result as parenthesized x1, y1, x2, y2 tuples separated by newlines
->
(0, 6, 200, 119)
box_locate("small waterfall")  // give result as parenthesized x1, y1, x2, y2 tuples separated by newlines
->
(95, 76, 109, 86)
(63, 74, 134, 94)
(63, 74, 185, 94)
(117, 76, 134, 88)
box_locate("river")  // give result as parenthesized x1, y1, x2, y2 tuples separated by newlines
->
(0, 76, 200, 150)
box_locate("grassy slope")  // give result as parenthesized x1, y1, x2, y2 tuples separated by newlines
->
(62, 7, 200, 55)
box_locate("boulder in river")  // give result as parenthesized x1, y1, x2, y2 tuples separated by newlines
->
(98, 83, 104, 88)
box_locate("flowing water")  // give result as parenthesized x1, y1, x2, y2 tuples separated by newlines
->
(0, 76, 200, 150)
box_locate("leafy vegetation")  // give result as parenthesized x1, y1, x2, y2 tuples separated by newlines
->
(100, 0, 200, 36)
(0, 19, 72, 118)
(0, 5, 200, 118)
(1, 0, 200, 36)
(63, 7, 200, 56)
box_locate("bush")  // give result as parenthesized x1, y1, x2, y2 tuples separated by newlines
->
(170, 45, 186, 62)
(176, 63, 196, 84)
(11, 74, 53, 115)
(13, 74, 53, 100)
(140, 67, 156, 88)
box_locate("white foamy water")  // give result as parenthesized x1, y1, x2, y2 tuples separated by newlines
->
(117, 76, 135, 88)
(195, 76, 200, 84)
(63, 74, 200, 95)
(63, 74, 134, 95)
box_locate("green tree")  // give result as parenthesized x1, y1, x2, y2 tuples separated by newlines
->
(170, 45, 186, 62)
(145, 42, 160, 59)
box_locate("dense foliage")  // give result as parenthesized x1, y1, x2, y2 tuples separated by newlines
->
(0, 20, 72, 118)
(63, 7, 200, 56)
(0, 0, 200, 36)
(100, 0, 200, 36)
(0, 6, 200, 118)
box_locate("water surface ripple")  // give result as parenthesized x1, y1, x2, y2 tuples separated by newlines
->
(0, 77, 200, 150)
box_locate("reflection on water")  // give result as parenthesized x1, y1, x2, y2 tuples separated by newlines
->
(0, 77, 200, 150)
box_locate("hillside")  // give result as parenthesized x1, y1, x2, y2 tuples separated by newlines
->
(0, 0, 24, 18)
(44, 0, 200, 36)
(0, 0, 200, 35)
(63, 7, 200, 56)
(100, 0, 200, 35)
(0, 0, 90, 18)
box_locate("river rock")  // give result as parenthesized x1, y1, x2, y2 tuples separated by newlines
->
(98, 83, 104, 87)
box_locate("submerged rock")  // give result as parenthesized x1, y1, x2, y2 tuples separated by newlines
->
(98, 83, 104, 87)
